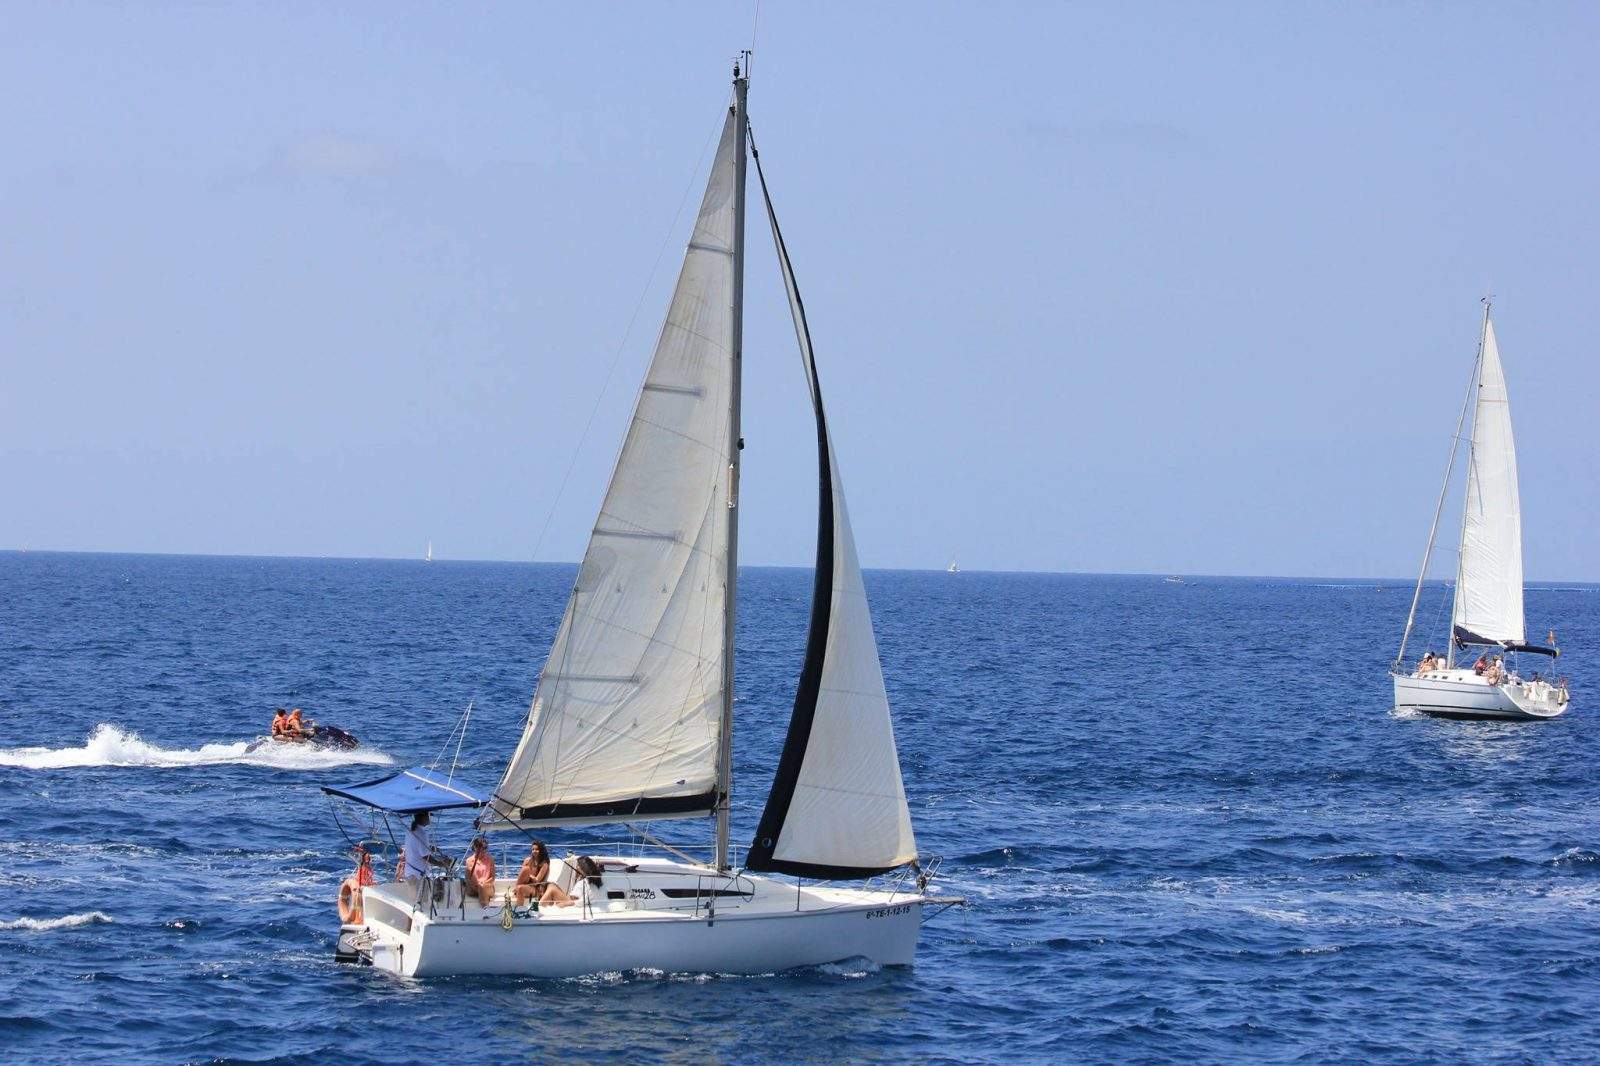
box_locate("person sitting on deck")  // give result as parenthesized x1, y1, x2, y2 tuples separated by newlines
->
(1417, 652, 1438, 675)
(1472, 653, 1489, 676)
(513, 841, 551, 905)
(464, 836, 496, 907)
(539, 855, 603, 909)
(399, 811, 449, 884)
(270, 708, 290, 738)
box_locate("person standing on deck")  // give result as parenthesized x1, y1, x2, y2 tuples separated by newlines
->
(400, 811, 448, 885)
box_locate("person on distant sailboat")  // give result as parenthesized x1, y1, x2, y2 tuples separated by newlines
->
(1417, 652, 1439, 675)
(1472, 653, 1489, 676)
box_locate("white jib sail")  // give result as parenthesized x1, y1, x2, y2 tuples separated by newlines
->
(487, 111, 740, 827)
(1453, 317, 1525, 645)
(768, 457, 919, 872)
(745, 147, 916, 877)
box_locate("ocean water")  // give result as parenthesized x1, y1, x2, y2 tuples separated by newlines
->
(1, 552, 1596, 1063)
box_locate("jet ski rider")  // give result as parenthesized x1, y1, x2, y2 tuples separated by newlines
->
(283, 708, 314, 742)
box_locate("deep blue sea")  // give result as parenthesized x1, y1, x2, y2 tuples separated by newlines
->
(1, 552, 1596, 1063)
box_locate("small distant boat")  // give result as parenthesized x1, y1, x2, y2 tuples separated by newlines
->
(425, 540, 433, 563)
(1164, 575, 1184, 585)
(1392, 301, 1569, 720)
(947, 559, 960, 573)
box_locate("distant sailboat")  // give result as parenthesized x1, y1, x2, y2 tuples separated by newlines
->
(326, 60, 955, 979)
(1392, 301, 1569, 720)
(425, 541, 433, 563)
(947, 558, 960, 573)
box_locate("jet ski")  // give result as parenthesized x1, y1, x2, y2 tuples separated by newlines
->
(245, 723, 360, 753)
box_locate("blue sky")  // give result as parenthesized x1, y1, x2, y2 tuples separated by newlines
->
(2, 3, 1596, 579)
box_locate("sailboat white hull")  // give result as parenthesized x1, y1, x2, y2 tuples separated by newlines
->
(343, 857, 928, 978)
(1393, 669, 1569, 720)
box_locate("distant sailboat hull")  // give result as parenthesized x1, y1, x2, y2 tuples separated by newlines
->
(1393, 670, 1568, 720)
(345, 858, 928, 978)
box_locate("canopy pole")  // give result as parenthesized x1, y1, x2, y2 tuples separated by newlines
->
(1396, 305, 1483, 672)
(715, 59, 750, 873)
(1446, 297, 1491, 669)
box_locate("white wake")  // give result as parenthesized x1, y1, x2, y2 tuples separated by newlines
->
(0, 911, 113, 932)
(0, 723, 395, 771)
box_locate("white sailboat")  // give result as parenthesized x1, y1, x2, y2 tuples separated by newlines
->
(1392, 301, 1569, 720)
(330, 62, 954, 978)
(947, 558, 960, 573)
(425, 540, 433, 563)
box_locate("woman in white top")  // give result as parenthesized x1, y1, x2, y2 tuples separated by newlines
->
(540, 855, 603, 908)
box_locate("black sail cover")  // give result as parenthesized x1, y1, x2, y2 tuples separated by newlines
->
(743, 133, 917, 879)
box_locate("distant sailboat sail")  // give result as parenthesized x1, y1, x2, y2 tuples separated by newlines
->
(1451, 318, 1524, 647)
(484, 111, 742, 828)
(743, 138, 916, 879)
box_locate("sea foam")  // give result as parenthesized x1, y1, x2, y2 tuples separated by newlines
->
(0, 911, 113, 932)
(0, 723, 393, 771)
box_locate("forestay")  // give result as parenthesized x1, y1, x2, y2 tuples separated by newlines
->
(484, 111, 741, 829)
(1452, 318, 1525, 646)
(744, 140, 917, 879)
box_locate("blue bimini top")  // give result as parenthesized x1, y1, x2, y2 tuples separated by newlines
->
(321, 766, 485, 814)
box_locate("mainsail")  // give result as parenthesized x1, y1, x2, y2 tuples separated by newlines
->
(485, 110, 741, 828)
(744, 139, 917, 879)
(1452, 316, 1525, 647)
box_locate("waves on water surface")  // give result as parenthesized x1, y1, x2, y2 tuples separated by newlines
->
(1, 555, 1597, 1062)
(0, 723, 394, 770)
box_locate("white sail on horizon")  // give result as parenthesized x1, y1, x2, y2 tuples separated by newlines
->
(1452, 317, 1525, 646)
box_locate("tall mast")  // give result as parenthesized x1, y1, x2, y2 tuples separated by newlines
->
(715, 59, 750, 872)
(1445, 297, 1492, 669)
(1395, 307, 1480, 672)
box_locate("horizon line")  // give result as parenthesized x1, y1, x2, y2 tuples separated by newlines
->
(3, 547, 1595, 587)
